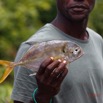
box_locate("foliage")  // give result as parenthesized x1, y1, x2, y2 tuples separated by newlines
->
(88, 1, 103, 37)
(0, 0, 56, 102)
(0, 0, 56, 60)
(0, 82, 13, 103)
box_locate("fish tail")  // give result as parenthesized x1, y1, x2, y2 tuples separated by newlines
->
(0, 60, 15, 83)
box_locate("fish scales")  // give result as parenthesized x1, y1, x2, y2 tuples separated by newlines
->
(18, 41, 67, 70)
(16, 40, 84, 72)
(19, 41, 65, 63)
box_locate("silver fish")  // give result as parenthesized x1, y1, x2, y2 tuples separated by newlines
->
(0, 40, 84, 83)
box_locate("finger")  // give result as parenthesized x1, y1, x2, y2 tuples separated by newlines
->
(37, 57, 54, 75)
(51, 60, 67, 78)
(47, 60, 67, 84)
(55, 68, 68, 87)
(47, 68, 68, 92)
(44, 59, 61, 78)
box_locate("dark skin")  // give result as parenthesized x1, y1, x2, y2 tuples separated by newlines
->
(14, 0, 95, 102)
(14, 58, 68, 103)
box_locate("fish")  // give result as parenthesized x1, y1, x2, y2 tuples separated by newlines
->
(0, 40, 84, 83)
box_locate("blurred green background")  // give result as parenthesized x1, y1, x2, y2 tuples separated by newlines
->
(0, 0, 103, 103)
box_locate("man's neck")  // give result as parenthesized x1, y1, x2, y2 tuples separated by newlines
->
(51, 14, 89, 40)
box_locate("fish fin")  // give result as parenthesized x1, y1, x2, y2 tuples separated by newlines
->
(0, 60, 14, 83)
(53, 56, 61, 60)
(53, 56, 66, 61)
(29, 72, 37, 76)
(53, 56, 70, 64)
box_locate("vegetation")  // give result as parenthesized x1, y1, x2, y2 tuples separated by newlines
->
(89, 1, 103, 36)
(0, 0, 103, 103)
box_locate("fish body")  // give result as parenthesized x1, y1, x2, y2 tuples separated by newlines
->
(15, 40, 84, 72)
(0, 40, 84, 83)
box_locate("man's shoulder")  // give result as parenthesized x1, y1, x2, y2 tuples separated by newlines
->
(16, 23, 61, 59)
(87, 28, 102, 40)
(25, 24, 60, 45)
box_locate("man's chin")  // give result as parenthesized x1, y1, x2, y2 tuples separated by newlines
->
(68, 15, 87, 22)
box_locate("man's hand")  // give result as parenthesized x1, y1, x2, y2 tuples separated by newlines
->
(35, 57, 68, 103)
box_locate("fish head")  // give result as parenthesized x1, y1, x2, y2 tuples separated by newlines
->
(63, 42, 84, 63)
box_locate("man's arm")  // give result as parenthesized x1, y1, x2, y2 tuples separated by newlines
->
(13, 57, 68, 103)
(33, 57, 68, 103)
(14, 100, 34, 103)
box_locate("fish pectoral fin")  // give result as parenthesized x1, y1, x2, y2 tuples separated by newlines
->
(0, 60, 14, 83)
(53, 56, 61, 60)
(29, 72, 37, 76)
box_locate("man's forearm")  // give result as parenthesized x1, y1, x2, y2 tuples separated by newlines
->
(14, 94, 52, 103)
(14, 99, 34, 103)
(29, 97, 51, 103)
(14, 101, 24, 103)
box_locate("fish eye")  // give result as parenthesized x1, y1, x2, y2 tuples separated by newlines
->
(75, 48, 78, 51)
(73, 48, 79, 55)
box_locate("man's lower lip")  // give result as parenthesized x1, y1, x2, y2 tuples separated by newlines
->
(72, 8, 86, 12)
(70, 8, 87, 14)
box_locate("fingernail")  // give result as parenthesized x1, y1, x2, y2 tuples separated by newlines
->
(63, 60, 67, 64)
(58, 59, 62, 62)
(50, 57, 54, 60)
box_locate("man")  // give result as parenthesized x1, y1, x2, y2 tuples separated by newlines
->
(11, 0, 103, 103)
